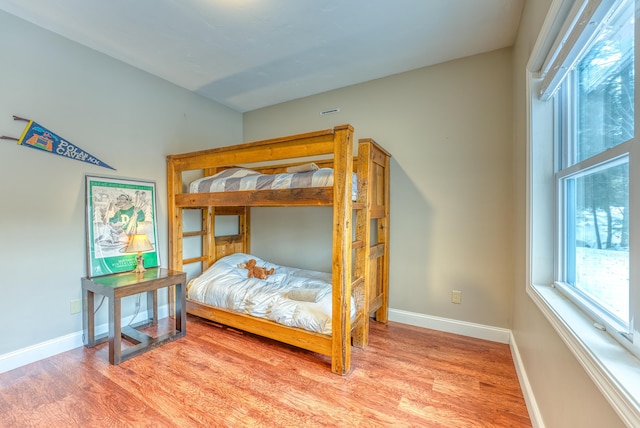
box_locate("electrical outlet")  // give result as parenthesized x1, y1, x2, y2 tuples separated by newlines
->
(451, 290, 462, 304)
(70, 299, 82, 314)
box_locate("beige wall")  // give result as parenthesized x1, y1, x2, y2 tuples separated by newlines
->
(511, 1, 624, 426)
(244, 48, 515, 329)
(0, 11, 242, 355)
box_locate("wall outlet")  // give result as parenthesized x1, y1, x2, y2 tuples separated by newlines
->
(70, 299, 82, 314)
(451, 290, 462, 304)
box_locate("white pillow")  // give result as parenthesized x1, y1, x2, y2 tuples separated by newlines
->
(212, 167, 260, 179)
(286, 162, 319, 173)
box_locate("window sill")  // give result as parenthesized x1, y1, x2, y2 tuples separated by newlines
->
(527, 283, 640, 426)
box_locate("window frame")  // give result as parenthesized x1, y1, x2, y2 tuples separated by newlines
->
(555, 145, 631, 337)
(527, 0, 640, 424)
(553, 0, 636, 349)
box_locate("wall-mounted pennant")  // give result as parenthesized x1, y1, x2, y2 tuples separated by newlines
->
(1, 116, 115, 170)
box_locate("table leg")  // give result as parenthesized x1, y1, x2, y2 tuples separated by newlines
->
(109, 296, 123, 364)
(146, 290, 158, 326)
(168, 284, 175, 317)
(175, 282, 186, 333)
(83, 288, 95, 347)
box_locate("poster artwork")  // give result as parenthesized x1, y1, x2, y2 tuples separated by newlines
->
(86, 176, 159, 277)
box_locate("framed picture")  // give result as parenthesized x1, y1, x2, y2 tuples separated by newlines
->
(85, 175, 159, 277)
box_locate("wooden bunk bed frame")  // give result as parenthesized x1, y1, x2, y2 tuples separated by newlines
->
(166, 124, 390, 375)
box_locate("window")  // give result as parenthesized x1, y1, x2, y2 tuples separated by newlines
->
(555, 0, 634, 335)
(528, 0, 640, 423)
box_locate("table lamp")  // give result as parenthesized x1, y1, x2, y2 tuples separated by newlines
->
(125, 234, 153, 273)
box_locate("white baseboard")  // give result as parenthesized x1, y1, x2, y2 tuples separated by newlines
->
(388, 308, 511, 343)
(509, 331, 545, 428)
(0, 304, 169, 374)
(0, 332, 84, 375)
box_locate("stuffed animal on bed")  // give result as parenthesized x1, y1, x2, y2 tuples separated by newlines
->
(238, 259, 275, 280)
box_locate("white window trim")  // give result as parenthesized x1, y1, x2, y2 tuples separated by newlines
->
(526, 68, 640, 425)
(526, 283, 640, 424)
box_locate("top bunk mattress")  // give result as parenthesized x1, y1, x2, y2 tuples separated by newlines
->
(188, 166, 357, 200)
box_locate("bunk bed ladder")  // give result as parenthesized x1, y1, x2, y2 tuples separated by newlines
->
(352, 138, 391, 348)
(368, 139, 390, 324)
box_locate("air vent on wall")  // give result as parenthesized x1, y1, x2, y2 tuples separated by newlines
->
(320, 108, 340, 116)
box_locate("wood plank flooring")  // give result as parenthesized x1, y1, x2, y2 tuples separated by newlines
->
(0, 315, 531, 427)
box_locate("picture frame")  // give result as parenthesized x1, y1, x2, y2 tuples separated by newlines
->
(85, 175, 159, 277)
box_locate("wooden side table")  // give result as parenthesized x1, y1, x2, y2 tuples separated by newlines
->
(81, 267, 186, 364)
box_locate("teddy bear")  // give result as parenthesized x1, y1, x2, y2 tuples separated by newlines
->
(238, 258, 275, 280)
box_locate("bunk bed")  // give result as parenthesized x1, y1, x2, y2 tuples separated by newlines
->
(166, 124, 390, 375)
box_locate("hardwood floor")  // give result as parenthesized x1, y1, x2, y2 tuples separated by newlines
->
(0, 315, 531, 427)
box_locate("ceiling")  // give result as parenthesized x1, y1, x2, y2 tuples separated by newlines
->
(0, 0, 524, 112)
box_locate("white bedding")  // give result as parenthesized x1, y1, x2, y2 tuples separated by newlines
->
(188, 167, 358, 200)
(186, 253, 354, 335)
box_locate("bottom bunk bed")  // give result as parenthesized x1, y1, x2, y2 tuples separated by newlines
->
(167, 125, 390, 375)
(187, 253, 354, 338)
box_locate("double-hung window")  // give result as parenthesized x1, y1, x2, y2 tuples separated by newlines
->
(555, 0, 634, 340)
(528, 0, 640, 422)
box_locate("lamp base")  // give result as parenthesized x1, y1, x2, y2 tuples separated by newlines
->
(132, 254, 146, 273)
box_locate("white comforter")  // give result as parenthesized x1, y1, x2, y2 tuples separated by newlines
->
(187, 253, 354, 335)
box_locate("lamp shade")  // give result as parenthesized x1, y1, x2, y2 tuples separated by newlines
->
(125, 234, 153, 253)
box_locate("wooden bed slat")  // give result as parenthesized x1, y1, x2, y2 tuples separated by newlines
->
(215, 234, 243, 244)
(167, 128, 336, 161)
(186, 300, 333, 355)
(370, 205, 385, 219)
(175, 188, 334, 207)
(370, 295, 383, 313)
(214, 206, 247, 216)
(183, 256, 207, 265)
(168, 133, 338, 171)
(370, 243, 385, 260)
(183, 231, 205, 238)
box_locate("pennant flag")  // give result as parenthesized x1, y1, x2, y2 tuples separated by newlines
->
(9, 117, 115, 170)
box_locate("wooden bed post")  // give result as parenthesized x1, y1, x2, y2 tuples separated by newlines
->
(167, 158, 183, 316)
(352, 140, 373, 348)
(242, 206, 251, 255)
(376, 144, 391, 322)
(331, 124, 354, 375)
(203, 167, 218, 269)
(167, 161, 182, 273)
(202, 207, 215, 270)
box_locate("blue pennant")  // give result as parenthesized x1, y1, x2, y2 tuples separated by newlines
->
(17, 120, 115, 170)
